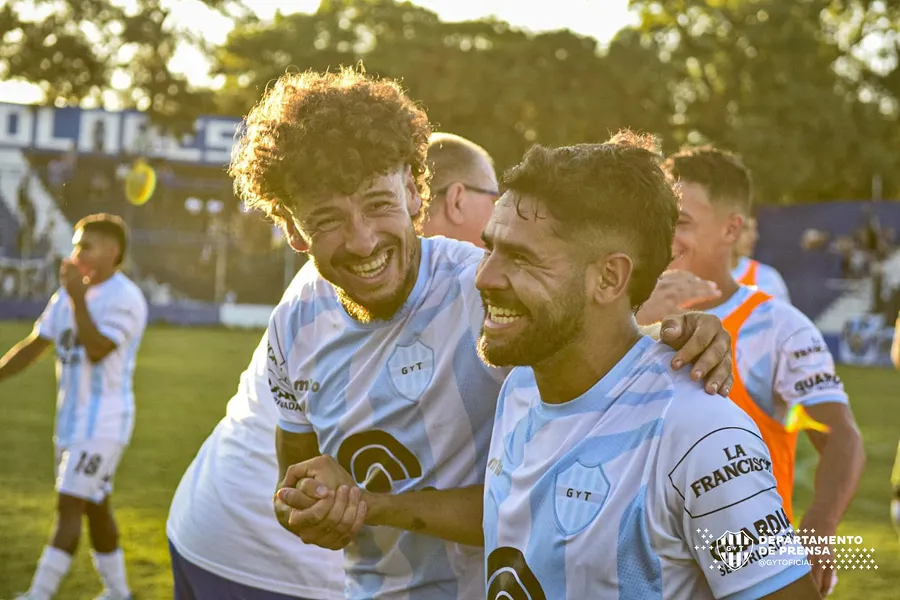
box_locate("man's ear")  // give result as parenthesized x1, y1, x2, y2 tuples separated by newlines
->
(405, 168, 422, 217)
(723, 212, 745, 244)
(586, 253, 634, 305)
(281, 215, 309, 253)
(441, 182, 466, 226)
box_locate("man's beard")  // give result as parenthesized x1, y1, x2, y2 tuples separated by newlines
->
(330, 232, 420, 324)
(477, 281, 585, 368)
(335, 286, 410, 324)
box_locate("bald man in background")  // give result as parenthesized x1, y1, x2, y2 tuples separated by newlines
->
(422, 132, 500, 247)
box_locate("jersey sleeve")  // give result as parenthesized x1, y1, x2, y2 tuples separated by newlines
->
(773, 306, 848, 409)
(663, 398, 811, 599)
(267, 303, 313, 434)
(95, 290, 148, 347)
(34, 289, 62, 340)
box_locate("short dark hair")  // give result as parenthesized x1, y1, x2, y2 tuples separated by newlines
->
(427, 132, 493, 193)
(229, 67, 432, 231)
(74, 213, 128, 265)
(664, 146, 752, 213)
(501, 130, 678, 309)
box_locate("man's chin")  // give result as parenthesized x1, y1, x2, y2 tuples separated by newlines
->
(336, 287, 405, 324)
(476, 336, 525, 368)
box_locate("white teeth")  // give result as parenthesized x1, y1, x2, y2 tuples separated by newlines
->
(487, 304, 524, 324)
(347, 252, 390, 278)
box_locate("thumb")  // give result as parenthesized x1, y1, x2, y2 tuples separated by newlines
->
(660, 316, 682, 341)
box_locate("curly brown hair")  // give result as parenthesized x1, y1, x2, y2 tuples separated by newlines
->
(229, 67, 433, 232)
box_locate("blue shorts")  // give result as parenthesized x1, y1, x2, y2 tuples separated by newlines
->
(169, 540, 316, 600)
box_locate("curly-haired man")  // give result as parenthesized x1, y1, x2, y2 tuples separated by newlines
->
(231, 67, 734, 599)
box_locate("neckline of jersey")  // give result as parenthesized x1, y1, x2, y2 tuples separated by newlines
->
(535, 335, 655, 419)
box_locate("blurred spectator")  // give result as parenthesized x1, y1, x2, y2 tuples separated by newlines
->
(47, 149, 78, 196)
(17, 173, 36, 258)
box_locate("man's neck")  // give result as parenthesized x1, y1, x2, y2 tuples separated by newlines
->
(689, 266, 741, 311)
(730, 253, 743, 270)
(533, 317, 643, 405)
(87, 269, 116, 287)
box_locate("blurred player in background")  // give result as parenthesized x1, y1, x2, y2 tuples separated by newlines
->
(0, 213, 148, 600)
(731, 213, 792, 303)
(477, 135, 818, 599)
(163, 130, 505, 600)
(422, 132, 499, 247)
(230, 68, 735, 599)
(666, 147, 866, 596)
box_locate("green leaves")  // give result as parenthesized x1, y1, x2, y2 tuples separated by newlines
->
(4, 0, 899, 202)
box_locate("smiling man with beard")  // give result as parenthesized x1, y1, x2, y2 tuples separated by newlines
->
(233, 67, 736, 600)
(474, 134, 819, 599)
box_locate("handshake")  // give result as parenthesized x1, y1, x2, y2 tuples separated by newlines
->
(273, 455, 371, 550)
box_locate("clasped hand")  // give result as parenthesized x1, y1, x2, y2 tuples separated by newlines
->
(274, 455, 368, 550)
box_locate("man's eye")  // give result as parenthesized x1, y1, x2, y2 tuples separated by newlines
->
(315, 218, 340, 230)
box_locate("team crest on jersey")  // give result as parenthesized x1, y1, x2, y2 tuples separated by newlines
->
(387, 340, 435, 402)
(553, 459, 610, 536)
(59, 328, 79, 350)
(713, 530, 755, 571)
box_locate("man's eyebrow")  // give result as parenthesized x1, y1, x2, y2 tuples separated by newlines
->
(304, 206, 340, 220)
(362, 189, 395, 199)
(486, 234, 540, 261)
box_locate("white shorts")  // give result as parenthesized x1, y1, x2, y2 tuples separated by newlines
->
(55, 441, 126, 504)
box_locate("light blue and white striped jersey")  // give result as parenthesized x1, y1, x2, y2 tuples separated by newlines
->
(484, 336, 811, 600)
(269, 236, 508, 600)
(706, 285, 848, 424)
(35, 273, 148, 447)
(732, 257, 791, 304)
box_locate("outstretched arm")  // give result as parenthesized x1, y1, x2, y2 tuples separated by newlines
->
(0, 332, 51, 382)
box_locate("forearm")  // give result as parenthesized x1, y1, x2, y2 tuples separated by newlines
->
(70, 295, 111, 362)
(0, 335, 49, 382)
(363, 485, 484, 547)
(807, 425, 866, 527)
(275, 427, 321, 482)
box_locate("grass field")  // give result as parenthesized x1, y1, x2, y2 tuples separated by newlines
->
(0, 321, 898, 599)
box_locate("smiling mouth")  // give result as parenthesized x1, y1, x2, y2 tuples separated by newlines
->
(485, 303, 526, 325)
(344, 249, 392, 280)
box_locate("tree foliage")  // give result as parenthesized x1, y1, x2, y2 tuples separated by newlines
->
(212, 0, 677, 172)
(0, 0, 247, 130)
(4, 0, 899, 202)
(628, 0, 900, 202)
